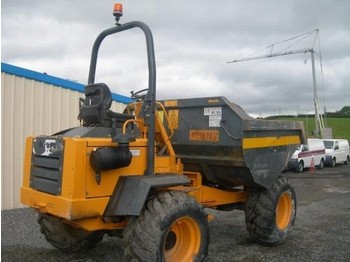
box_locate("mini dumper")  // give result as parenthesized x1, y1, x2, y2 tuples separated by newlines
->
(21, 3, 305, 261)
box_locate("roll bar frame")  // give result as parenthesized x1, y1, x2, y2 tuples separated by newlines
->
(87, 21, 156, 176)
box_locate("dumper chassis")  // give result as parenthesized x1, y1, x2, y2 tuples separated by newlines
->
(21, 4, 304, 261)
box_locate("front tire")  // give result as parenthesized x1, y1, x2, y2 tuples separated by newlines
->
(245, 176, 296, 246)
(123, 191, 209, 262)
(38, 214, 103, 252)
(318, 158, 324, 169)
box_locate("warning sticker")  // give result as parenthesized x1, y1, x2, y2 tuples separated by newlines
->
(209, 115, 221, 127)
(204, 107, 222, 127)
(157, 110, 179, 129)
(168, 110, 179, 129)
(204, 107, 222, 116)
(157, 111, 164, 122)
(130, 149, 141, 157)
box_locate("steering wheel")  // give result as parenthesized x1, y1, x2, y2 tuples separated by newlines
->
(130, 88, 149, 101)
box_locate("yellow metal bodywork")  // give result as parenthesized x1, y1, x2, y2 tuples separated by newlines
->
(183, 172, 248, 207)
(21, 136, 181, 222)
(242, 135, 301, 149)
(21, 136, 248, 231)
(21, 103, 248, 231)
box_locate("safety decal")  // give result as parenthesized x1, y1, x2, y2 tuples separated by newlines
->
(204, 107, 222, 127)
(130, 149, 141, 157)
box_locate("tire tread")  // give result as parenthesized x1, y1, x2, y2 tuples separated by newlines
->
(245, 176, 296, 246)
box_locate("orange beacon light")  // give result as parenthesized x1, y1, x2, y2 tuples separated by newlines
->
(113, 3, 123, 24)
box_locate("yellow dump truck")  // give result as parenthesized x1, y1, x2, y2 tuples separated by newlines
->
(21, 4, 304, 261)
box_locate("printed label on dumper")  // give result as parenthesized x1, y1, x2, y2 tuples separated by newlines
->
(204, 107, 222, 116)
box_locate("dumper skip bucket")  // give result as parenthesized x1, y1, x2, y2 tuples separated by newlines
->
(160, 97, 305, 189)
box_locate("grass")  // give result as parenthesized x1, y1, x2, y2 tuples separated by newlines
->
(271, 117, 350, 141)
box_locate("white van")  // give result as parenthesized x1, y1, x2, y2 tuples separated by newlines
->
(287, 138, 326, 173)
(323, 139, 350, 167)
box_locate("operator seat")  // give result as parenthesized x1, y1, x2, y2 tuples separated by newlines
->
(78, 83, 133, 127)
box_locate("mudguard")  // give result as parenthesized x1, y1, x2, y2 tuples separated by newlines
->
(103, 174, 190, 217)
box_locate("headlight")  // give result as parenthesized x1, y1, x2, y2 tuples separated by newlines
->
(33, 137, 63, 157)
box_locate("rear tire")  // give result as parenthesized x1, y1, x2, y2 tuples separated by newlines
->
(296, 161, 304, 173)
(38, 214, 103, 252)
(123, 191, 209, 262)
(245, 176, 296, 246)
(331, 157, 336, 167)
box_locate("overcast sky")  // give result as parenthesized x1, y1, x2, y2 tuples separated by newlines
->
(2, 0, 350, 116)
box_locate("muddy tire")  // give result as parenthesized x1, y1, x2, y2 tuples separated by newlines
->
(245, 176, 296, 246)
(38, 214, 103, 252)
(124, 191, 209, 262)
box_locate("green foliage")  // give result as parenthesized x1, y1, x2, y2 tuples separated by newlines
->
(339, 106, 350, 116)
(267, 116, 350, 141)
(326, 106, 350, 118)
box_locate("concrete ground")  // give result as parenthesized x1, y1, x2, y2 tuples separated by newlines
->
(2, 164, 350, 261)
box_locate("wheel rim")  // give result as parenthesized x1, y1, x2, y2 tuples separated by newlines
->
(164, 216, 201, 262)
(276, 192, 293, 230)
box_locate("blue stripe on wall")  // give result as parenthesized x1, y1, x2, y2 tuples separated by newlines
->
(1, 62, 132, 104)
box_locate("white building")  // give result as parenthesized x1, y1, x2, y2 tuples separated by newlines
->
(1, 63, 131, 210)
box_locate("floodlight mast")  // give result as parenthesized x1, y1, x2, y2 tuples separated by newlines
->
(227, 29, 325, 138)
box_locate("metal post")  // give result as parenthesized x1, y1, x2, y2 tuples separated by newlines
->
(310, 50, 319, 138)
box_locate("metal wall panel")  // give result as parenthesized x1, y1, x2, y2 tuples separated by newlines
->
(1, 73, 126, 209)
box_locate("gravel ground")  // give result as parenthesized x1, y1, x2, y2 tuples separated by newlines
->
(2, 164, 350, 261)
